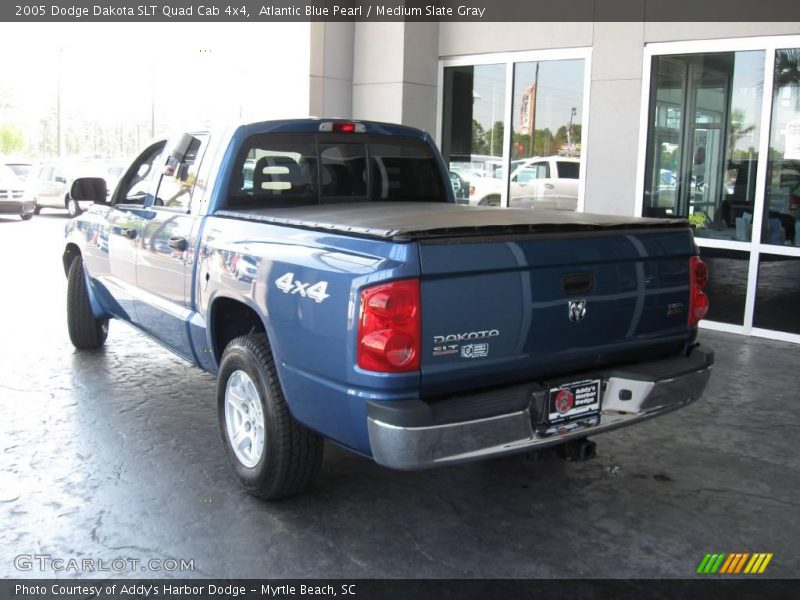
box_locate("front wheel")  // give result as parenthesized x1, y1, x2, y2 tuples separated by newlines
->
(66, 195, 81, 217)
(217, 334, 323, 499)
(66, 258, 109, 349)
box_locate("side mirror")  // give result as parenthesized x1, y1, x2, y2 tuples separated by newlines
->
(70, 177, 108, 204)
(54, 175, 67, 184)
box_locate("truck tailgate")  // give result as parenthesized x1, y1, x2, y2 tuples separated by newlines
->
(418, 228, 697, 397)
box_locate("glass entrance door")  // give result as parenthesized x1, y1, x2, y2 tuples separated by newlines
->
(643, 51, 764, 241)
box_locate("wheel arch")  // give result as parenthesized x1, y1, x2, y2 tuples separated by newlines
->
(208, 295, 272, 366)
(62, 243, 81, 277)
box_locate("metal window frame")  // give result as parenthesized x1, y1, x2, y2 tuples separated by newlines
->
(635, 35, 800, 344)
(436, 47, 592, 211)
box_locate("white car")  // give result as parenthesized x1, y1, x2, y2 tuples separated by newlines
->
(508, 157, 580, 211)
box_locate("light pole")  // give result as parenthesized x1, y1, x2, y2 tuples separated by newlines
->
(57, 47, 64, 157)
(567, 107, 577, 156)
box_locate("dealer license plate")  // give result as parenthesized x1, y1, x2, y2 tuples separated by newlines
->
(546, 379, 601, 424)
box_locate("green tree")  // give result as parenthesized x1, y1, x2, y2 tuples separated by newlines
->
(0, 123, 24, 154)
(471, 119, 488, 155)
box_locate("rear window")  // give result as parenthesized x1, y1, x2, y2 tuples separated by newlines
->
(557, 161, 580, 179)
(227, 134, 445, 208)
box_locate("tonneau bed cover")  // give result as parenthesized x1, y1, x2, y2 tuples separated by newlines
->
(214, 202, 688, 242)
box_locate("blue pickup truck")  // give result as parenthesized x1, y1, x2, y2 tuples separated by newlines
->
(63, 119, 713, 499)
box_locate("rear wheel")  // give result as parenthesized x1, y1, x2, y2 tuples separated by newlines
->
(479, 195, 500, 206)
(217, 334, 324, 499)
(66, 258, 108, 349)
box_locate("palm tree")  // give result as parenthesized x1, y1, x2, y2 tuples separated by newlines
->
(774, 49, 800, 89)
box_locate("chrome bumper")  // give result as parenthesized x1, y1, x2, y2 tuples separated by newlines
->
(368, 351, 713, 470)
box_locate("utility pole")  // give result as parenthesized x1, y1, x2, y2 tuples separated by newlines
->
(57, 47, 64, 157)
(567, 107, 577, 156)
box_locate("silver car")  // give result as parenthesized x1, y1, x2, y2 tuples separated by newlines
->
(0, 164, 34, 220)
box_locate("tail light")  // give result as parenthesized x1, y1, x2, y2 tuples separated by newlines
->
(469, 185, 475, 197)
(688, 256, 709, 327)
(357, 279, 420, 372)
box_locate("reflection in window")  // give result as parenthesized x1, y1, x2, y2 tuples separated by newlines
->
(509, 60, 584, 210)
(230, 135, 318, 208)
(754, 254, 800, 333)
(441, 64, 506, 206)
(698, 247, 749, 325)
(643, 51, 764, 241)
(762, 48, 800, 247)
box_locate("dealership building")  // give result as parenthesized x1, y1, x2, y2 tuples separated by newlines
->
(297, 20, 800, 344)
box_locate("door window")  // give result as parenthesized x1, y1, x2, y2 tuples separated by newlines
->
(114, 141, 168, 206)
(153, 134, 209, 212)
(515, 162, 549, 183)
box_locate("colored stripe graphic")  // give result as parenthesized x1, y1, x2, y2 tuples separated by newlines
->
(734, 553, 749, 573)
(696, 553, 713, 574)
(700, 552, 773, 574)
(758, 553, 773, 573)
(720, 553, 736, 573)
(710, 553, 726, 573)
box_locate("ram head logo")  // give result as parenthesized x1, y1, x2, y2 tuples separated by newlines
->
(568, 300, 587, 322)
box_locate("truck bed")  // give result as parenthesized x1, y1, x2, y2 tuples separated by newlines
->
(215, 202, 688, 242)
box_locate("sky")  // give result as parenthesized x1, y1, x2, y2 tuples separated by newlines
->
(0, 23, 311, 157)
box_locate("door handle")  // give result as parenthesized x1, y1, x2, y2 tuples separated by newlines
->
(168, 236, 189, 251)
(544, 183, 555, 190)
(120, 227, 137, 239)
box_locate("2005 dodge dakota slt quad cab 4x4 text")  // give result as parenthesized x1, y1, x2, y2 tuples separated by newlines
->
(63, 119, 713, 499)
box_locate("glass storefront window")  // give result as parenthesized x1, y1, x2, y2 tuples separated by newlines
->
(762, 48, 800, 247)
(754, 253, 800, 334)
(643, 51, 765, 241)
(441, 64, 506, 205)
(441, 55, 587, 210)
(508, 59, 584, 210)
(698, 247, 750, 325)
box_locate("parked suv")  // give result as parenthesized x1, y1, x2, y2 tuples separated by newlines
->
(28, 161, 107, 216)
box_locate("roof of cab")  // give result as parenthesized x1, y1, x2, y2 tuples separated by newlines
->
(234, 118, 429, 140)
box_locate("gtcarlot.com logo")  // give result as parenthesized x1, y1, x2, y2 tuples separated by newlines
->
(696, 552, 773, 574)
(14, 553, 195, 573)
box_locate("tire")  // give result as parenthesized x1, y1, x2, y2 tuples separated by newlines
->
(479, 195, 500, 207)
(66, 195, 81, 217)
(20, 213, 33, 221)
(33, 204, 41, 215)
(217, 334, 323, 499)
(66, 258, 109, 350)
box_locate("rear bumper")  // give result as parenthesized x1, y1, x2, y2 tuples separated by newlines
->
(367, 346, 713, 470)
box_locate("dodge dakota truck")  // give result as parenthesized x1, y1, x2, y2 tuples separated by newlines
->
(63, 119, 713, 499)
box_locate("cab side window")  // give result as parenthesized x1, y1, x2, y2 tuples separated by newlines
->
(114, 141, 167, 206)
